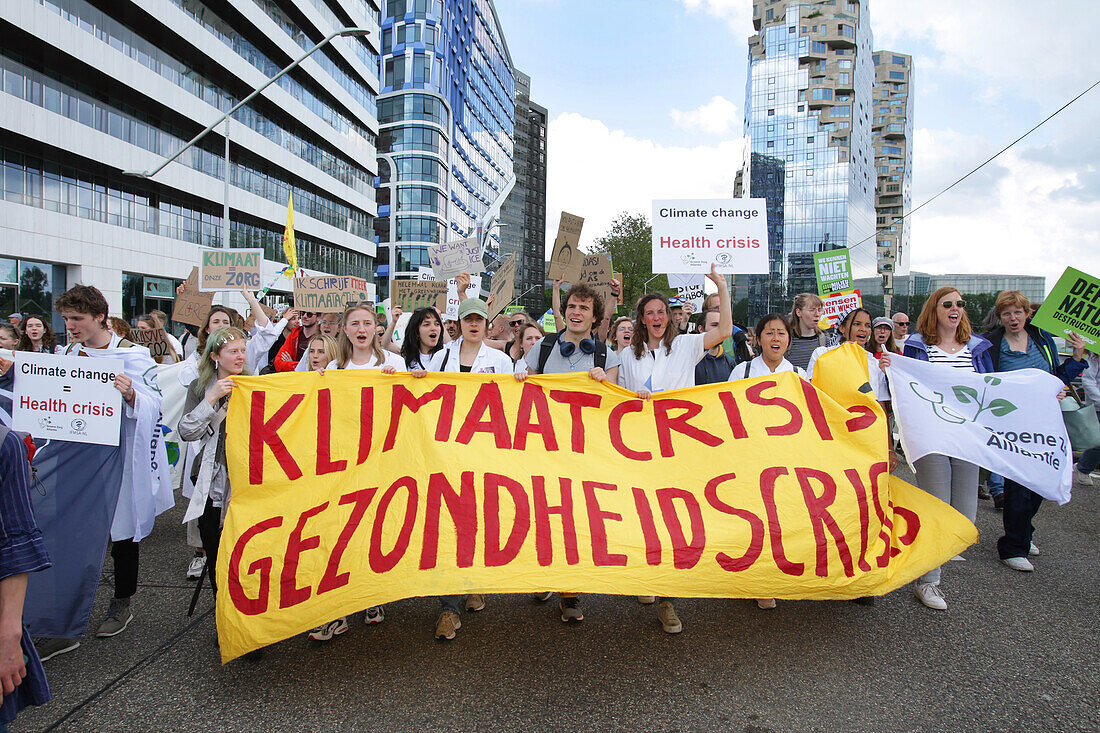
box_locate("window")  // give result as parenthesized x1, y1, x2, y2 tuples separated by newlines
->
(832, 105, 850, 116)
(812, 41, 827, 53)
(892, 55, 906, 66)
(787, 122, 794, 129)
(889, 71, 904, 80)
(769, 77, 775, 84)
(838, 59, 852, 69)
(768, 93, 775, 100)
(811, 88, 833, 100)
(839, 72, 850, 84)
(807, 136, 815, 143)
(767, 124, 775, 131)
(767, 141, 775, 148)
(767, 109, 775, 116)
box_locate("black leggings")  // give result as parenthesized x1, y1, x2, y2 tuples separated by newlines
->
(110, 538, 139, 600)
(197, 499, 223, 595)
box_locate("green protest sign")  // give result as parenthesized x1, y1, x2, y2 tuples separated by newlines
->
(1030, 266, 1100, 354)
(813, 249, 853, 295)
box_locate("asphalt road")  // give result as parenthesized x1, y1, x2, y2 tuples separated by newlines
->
(15, 465, 1100, 733)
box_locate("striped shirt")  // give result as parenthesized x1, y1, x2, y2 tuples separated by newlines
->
(927, 344, 974, 371)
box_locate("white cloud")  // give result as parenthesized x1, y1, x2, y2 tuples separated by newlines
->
(670, 96, 740, 134)
(675, 0, 754, 32)
(545, 112, 744, 249)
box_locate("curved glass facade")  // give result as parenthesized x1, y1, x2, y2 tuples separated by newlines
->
(739, 0, 877, 319)
(376, 0, 515, 283)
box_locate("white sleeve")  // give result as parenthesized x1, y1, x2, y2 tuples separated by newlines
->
(867, 352, 889, 401)
(806, 346, 826, 379)
(386, 351, 407, 371)
(514, 356, 529, 375)
(245, 318, 284, 372)
(1080, 356, 1100, 406)
(727, 362, 748, 382)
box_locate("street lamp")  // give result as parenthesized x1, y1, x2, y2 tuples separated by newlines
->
(643, 273, 666, 291)
(124, 27, 371, 253)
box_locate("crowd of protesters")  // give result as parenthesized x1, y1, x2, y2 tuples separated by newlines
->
(0, 272, 1095, 726)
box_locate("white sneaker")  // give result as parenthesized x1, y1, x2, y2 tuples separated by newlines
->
(637, 596, 656, 605)
(186, 555, 206, 581)
(364, 606, 385, 624)
(1073, 470, 1094, 489)
(307, 617, 348, 641)
(1001, 556, 1034, 572)
(756, 599, 776, 610)
(1028, 542, 1040, 557)
(915, 582, 947, 610)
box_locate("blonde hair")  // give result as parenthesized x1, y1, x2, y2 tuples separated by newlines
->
(335, 304, 385, 369)
(994, 290, 1031, 319)
(917, 287, 972, 346)
(306, 334, 339, 372)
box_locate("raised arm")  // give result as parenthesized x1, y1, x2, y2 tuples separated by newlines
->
(241, 290, 269, 328)
(381, 305, 403, 354)
(702, 266, 732, 351)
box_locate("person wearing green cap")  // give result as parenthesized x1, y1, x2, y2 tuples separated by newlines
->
(438, 298, 514, 375)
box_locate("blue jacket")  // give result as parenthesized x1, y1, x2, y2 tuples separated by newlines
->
(902, 333, 995, 373)
(981, 324, 1087, 386)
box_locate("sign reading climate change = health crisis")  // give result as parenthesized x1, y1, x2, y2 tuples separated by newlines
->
(12, 352, 123, 446)
(651, 199, 768, 275)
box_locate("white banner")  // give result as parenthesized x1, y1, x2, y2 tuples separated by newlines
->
(888, 355, 1072, 504)
(12, 352, 124, 446)
(651, 199, 768, 275)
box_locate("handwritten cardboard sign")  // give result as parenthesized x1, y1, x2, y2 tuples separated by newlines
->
(199, 247, 263, 292)
(548, 212, 584, 282)
(393, 279, 447, 312)
(427, 237, 483, 280)
(418, 268, 481, 319)
(293, 276, 371, 313)
(488, 254, 516, 321)
(171, 267, 214, 328)
(577, 253, 614, 308)
(667, 273, 706, 310)
(132, 326, 176, 361)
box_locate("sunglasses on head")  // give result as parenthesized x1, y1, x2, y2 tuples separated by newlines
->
(940, 300, 965, 309)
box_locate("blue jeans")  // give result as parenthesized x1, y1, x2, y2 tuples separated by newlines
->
(439, 596, 463, 614)
(987, 472, 1004, 497)
(997, 478, 1043, 559)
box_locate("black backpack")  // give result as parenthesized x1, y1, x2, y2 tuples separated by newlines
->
(536, 331, 606, 373)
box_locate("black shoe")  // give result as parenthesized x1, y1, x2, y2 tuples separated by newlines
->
(851, 596, 876, 606)
(993, 493, 1004, 509)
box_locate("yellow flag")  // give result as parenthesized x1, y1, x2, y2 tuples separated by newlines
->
(282, 192, 297, 272)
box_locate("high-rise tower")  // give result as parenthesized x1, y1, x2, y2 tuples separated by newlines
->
(871, 50, 913, 314)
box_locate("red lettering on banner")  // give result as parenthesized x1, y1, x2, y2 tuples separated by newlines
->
(718, 392, 749, 439)
(532, 476, 579, 566)
(316, 390, 347, 475)
(843, 469, 874, 573)
(583, 481, 628, 566)
(513, 383, 559, 451)
(318, 487, 377, 594)
(704, 473, 764, 572)
(609, 400, 652, 461)
(383, 383, 457, 451)
(759, 467, 805, 576)
(484, 473, 530, 567)
(357, 387, 373, 465)
(228, 516, 283, 615)
(794, 467, 854, 578)
(280, 502, 329, 608)
(248, 392, 304, 484)
(549, 390, 602, 453)
(420, 471, 477, 570)
(894, 505, 920, 546)
(656, 487, 706, 569)
(798, 378, 834, 441)
(845, 405, 877, 432)
(746, 381, 803, 436)
(456, 383, 512, 448)
(368, 477, 418, 573)
(865, 462, 897, 566)
(631, 488, 663, 566)
(653, 399, 723, 457)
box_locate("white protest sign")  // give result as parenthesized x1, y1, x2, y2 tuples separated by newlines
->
(667, 273, 706, 310)
(427, 237, 483, 279)
(390, 311, 412, 347)
(12, 351, 124, 446)
(418, 267, 481, 319)
(651, 199, 768, 275)
(820, 289, 862, 328)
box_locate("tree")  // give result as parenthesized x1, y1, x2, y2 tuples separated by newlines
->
(589, 212, 674, 314)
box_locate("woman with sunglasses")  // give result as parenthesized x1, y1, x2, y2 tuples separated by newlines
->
(897, 287, 995, 608)
(980, 290, 1086, 572)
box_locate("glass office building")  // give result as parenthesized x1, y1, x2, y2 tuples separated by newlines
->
(736, 0, 877, 319)
(375, 0, 515, 288)
(0, 0, 382, 324)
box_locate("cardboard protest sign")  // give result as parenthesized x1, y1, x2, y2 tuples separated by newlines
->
(419, 267, 481, 319)
(12, 352, 123, 446)
(171, 267, 214, 328)
(293, 275, 371, 313)
(1031, 267, 1100, 354)
(813, 249, 853, 296)
(393, 279, 447, 312)
(613, 272, 623, 306)
(427, 237, 483, 280)
(821, 289, 862, 328)
(243, 302, 277, 332)
(215, 353, 977, 662)
(131, 327, 177, 362)
(547, 212, 584, 281)
(576, 253, 614, 308)
(488, 254, 517, 321)
(651, 199, 768, 275)
(199, 247, 263, 292)
(667, 273, 706, 310)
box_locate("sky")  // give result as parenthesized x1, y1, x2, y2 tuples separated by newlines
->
(491, 0, 1100, 294)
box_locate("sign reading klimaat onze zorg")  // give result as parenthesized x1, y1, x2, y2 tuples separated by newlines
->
(651, 199, 769, 275)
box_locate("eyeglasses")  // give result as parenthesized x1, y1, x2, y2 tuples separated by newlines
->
(940, 300, 966, 309)
(894, 321, 909, 327)
(299, 311, 317, 318)
(509, 319, 525, 327)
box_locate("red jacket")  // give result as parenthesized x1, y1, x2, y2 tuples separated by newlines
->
(273, 326, 305, 372)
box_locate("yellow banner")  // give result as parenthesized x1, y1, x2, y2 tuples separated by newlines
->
(216, 344, 976, 662)
(281, 192, 297, 272)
